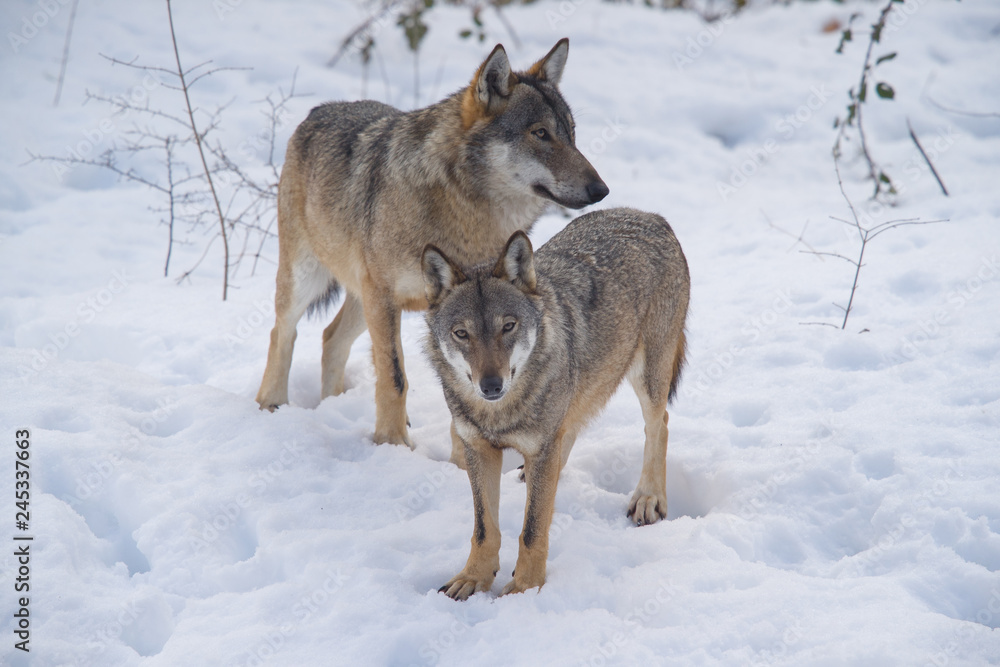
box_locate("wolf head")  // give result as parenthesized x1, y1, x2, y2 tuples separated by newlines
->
(423, 232, 542, 403)
(460, 39, 609, 209)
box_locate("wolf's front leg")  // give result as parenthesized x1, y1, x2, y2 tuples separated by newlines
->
(448, 421, 468, 469)
(361, 281, 412, 447)
(502, 442, 560, 596)
(440, 438, 502, 600)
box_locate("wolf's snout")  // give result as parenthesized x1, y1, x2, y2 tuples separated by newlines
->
(479, 375, 505, 400)
(586, 180, 610, 204)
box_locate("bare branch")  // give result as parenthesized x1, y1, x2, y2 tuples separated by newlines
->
(328, 0, 407, 68)
(834, 159, 863, 241)
(925, 96, 1000, 119)
(187, 65, 253, 89)
(167, 0, 230, 300)
(798, 249, 859, 265)
(24, 150, 170, 194)
(54, 0, 81, 106)
(906, 118, 949, 196)
(810, 154, 947, 330)
(867, 218, 948, 241)
(99, 53, 179, 78)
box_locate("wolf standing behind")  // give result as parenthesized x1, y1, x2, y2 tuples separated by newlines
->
(422, 208, 690, 599)
(255, 39, 608, 446)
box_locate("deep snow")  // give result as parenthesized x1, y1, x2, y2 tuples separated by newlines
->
(1, 0, 999, 665)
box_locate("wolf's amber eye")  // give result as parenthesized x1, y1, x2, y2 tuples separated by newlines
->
(532, 128, 550, 141)
(453, 329, 468, 340)
(502, 321, 516, 333)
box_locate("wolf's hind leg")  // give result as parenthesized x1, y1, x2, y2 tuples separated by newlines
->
(257, 253, 333, 411)
(321, 293, 367, 398)
(625, 345, 673, 526)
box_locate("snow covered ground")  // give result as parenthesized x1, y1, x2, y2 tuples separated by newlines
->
(1, 0, 999, 664)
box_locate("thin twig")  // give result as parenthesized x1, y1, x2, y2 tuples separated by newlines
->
(164, 136, 176, 276)
(906, 118, 948, 196)
(867, 218, 948, 241)
(492, 4, 522, 49)
(24, 150, 170, 194)
(834, 160, 864, 241)
(925, 96, 1000, 119)
(166, 0, 230, 300)
(99, 53, 178, 78)
(833, 0, 897, 200)
(823, 158, 947, 330)
(761, 210, 822, 257)
(53, 0, 80, 106)
(800, 322, 842, 329)
(799, 249, 858, 265)
(176, 233, 219, 285)
(327, 0, 406, 68)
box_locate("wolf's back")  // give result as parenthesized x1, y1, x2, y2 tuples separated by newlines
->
(537, 207, 688, 297)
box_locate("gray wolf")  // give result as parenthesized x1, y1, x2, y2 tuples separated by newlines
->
(421, 207, 690, 599)
(255, 38, 608, 447)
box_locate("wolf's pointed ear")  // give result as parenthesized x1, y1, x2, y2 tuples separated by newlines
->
(493, 231, 536, 293)
(423, 245, 466, 306)
(526, 38, 569, 85)
(462, 44, 516, 126)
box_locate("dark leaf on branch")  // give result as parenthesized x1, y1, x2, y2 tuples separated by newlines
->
(875, 82, 895, 99)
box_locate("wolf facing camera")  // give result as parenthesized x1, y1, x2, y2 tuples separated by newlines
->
(422, 207, 690, 599)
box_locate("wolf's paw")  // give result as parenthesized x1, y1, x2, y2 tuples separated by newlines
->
(500, 571, 544, 596)
(373, 430, 414, 449)
(627, 492, 667, 526)
(439, 572, 494, 601)
(259, 403, 280, 413)
(321, 380, 346, 398)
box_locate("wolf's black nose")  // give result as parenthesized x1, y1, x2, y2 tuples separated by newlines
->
(586, 180, 609, 204)
(480, 376, 504, 400)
